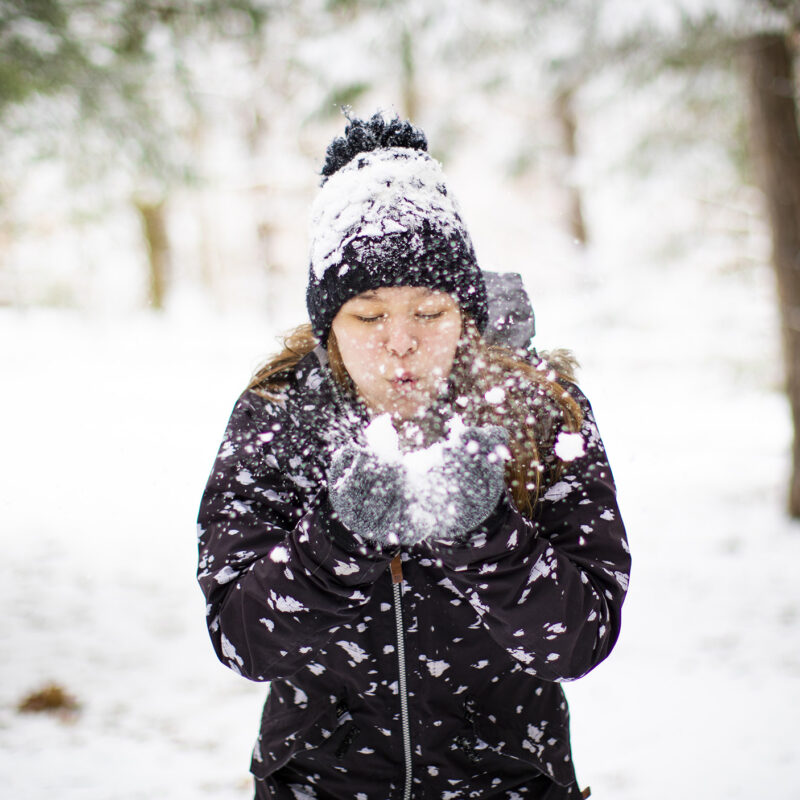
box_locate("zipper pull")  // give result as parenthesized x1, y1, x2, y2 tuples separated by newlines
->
(390, 554, 404, 584)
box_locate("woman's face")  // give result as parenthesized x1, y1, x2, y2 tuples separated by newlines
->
(330, 286, 462, 420)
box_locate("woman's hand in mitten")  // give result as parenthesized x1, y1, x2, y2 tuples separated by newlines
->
(427, 425, 509, 544)
(327, 445, 407, 548)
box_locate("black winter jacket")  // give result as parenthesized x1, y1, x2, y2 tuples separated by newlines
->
(197, 351, 630, 799)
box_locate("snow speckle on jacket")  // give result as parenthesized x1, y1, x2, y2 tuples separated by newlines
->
(484, 386, 506, 404)
(554, 431, 586, 462)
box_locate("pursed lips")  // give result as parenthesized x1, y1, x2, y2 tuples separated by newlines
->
(388, 373, 418, 390)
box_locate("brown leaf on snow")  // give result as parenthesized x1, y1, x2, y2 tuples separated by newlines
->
(17, 683, 80, 716)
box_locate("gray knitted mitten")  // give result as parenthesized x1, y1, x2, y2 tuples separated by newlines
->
(425, 425, 509, 543)
(327, 445, 407, 547)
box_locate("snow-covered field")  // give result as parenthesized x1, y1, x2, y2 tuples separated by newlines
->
(2, 224, 800, 798)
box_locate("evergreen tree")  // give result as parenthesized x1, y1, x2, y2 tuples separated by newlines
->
(0, 0, 273, 309)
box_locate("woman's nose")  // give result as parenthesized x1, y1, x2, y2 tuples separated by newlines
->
(384, 320, 418, 356)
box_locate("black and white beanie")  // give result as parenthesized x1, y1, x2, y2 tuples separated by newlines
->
(306, 114, 488, 345)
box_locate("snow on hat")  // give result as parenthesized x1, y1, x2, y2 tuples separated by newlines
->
(306, 113, 488, 345)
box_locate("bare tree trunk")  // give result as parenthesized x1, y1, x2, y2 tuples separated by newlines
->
(135, 199, 170, 311)
(554, 86, 588, 247)
(400, 25, 418, 122)
(189, 121, 217, 295)
(0, 220, 14, 307)
(743, 32, 800, 517)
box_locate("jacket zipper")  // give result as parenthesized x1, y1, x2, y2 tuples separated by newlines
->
(390, 554, 412, 800)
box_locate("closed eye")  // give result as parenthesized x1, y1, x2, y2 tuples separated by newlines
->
(416, 311, 445, 321)
(355, 314, 384, 323)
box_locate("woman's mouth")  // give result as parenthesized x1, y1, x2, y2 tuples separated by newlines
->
(389, 374, 418, 392)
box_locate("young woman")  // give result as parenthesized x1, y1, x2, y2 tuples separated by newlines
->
(197, 113, 630, 800)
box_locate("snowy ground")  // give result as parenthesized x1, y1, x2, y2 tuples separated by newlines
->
(2, 242, 800, 799)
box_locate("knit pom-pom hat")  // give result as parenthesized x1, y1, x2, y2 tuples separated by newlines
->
(306, 112, 488, 345)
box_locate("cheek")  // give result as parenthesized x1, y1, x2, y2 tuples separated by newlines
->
(336, 331, 381, 384)
(436, 347, 458, 377)
(427, 323, 461, 372)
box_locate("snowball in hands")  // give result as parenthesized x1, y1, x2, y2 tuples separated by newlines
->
(327, 415, 510, 547)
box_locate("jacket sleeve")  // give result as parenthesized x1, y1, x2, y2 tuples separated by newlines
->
(432, 386, 630, 682)
(197, 391, 391, 682)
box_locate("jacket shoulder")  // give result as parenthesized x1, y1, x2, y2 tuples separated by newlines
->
(229, 350, 326, 430)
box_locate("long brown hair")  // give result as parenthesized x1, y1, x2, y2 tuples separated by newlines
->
(248, 321, 583, 516)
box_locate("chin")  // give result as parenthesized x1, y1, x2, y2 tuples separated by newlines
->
(368, 388, 436, 420)
(387, 400, 433, 421)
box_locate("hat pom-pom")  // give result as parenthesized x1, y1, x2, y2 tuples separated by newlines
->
(320, 111, 428, 183)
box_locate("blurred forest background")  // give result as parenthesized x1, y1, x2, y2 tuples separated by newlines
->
(4, 0, 788, 308)
(0, 1, 790, 301)
(4, 0, 800, 432)
(3, 3, 800, 799)
(6, 0, 800, 510)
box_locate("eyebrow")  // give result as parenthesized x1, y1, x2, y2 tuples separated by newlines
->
(356, 288, 436, 301)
